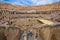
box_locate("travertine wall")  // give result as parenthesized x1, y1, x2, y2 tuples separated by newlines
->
(0, 9, 60, 27)
(0, 25, 60, 40)
(0, 9, 60, 40)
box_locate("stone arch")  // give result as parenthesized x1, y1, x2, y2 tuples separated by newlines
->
(19, 29, 24, 40)
(0, 30, 7, 40)
(27, 28, 34, 40)
(5, 27, 20, 40)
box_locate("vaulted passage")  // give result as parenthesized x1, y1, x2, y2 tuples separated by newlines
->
(0, 30, 7, 40)
(0, 25, 60, 40)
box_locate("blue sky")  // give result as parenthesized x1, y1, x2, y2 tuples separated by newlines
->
(0, 0, 60, 6)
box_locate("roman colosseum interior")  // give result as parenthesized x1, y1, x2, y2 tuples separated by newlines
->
(0, 2, 60, 40)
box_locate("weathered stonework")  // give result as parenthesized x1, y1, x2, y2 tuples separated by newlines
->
(0, 2, 60, 40)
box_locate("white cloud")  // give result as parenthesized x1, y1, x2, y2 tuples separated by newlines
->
(30, 0, 53, 5)
(0, 0, 3, 2)
(1, 0, 60, 6)
(12, 2, 26, 6)
(12, 0, 60, 6)
(9, 0, 23, 5)
(31, 0, 39, 3)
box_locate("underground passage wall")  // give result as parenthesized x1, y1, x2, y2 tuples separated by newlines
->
(0, 9, 60, 40)
(0, 26, 60, 40)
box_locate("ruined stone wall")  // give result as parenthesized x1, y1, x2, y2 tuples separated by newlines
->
(0, 25, 60, 40)
(0, 9, 60, 27)
(0, 9, 60, 40)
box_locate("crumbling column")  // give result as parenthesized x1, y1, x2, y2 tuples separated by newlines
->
(5, 27, 20, 40)
(23, 30, 27, 40)
(39, 27, 51, 40)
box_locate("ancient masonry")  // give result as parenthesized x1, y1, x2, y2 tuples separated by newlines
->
(0, 7, 60, 40)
